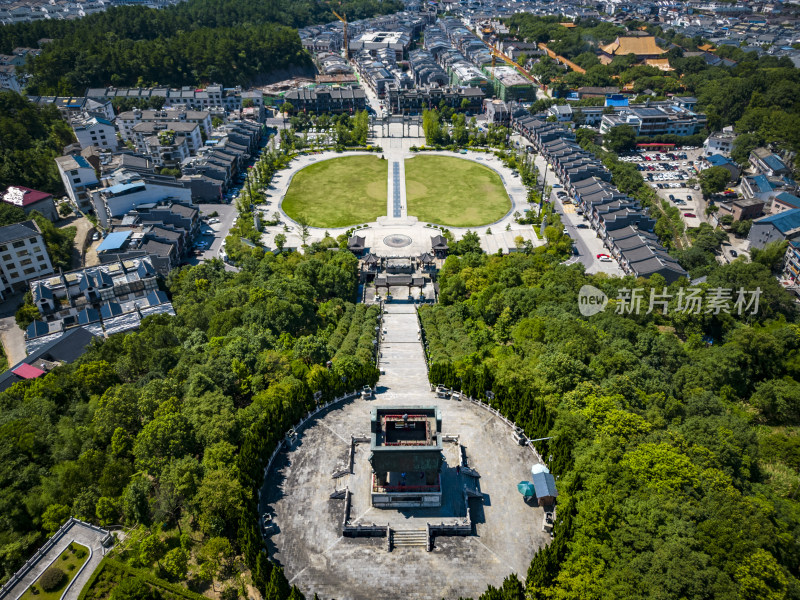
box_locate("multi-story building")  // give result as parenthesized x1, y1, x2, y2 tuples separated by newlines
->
(116, 108, 212, 144)
(703, 129, 737, 157)
(26, 257, 175, 350)
(600, 103, 707, 136)
(131, 121, 202, 156)
(91, 171, 192, 227)
(0, 220, 54, 298)
(483, 66, 536, 102)
(349, 31, 411, 60)
(71, 114, 117, 150)
(283, 86, 367, 114)
(55, 154, 99, 213)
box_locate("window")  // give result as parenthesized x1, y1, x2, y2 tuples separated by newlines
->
(16, 250, 29, 257)
(23, 267, 36, 275)
(32, 246, 41, 253)
(8, 272, 18, 279)
(12, 241, 25, 249)
(19, 258, 32, 267)
(1, 255, 9, 262)
(35, 255, 44, 262)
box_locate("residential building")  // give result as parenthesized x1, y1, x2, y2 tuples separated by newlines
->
(699, 154, 741, 180)
(1, 186, 58, 221)
(131, 121, 202, 156)
(770, 192, 800, 214)
(484, 99, 509, 124)
(55, 154, 99, 213)
(483, 66, 536, 102)
(0, 220, 54, 298)
(703, 128, 737, 157)
(749, 147, 791, 177)
(27, 96, 115, 121)
(283, 86, 367, 114)
(116, 108, 212, 143)
(0, 326, 96, 391)
(91, 171, 192, 227)
(717, 198, 764, 221)
(26, 257, 174, 348)
(71, 114, 117, 150)
(350, 31, 411, 60)
(748, 208, 800, 249)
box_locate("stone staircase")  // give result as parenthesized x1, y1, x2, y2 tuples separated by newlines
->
(390, 529, 428, 550)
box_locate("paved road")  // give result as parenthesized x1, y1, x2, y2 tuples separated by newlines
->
(0, 290, 27, 365)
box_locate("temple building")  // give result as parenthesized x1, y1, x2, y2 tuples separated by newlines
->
(369, 407, 443, 508)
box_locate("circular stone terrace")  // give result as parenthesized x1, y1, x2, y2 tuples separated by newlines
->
(259, 305, 551, 600)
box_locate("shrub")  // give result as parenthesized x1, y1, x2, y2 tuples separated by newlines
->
(39, 567, 67, 592)
(61, 554, 69, 561)
(75, 548, 87, 559)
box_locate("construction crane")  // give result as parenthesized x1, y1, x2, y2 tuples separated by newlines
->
(333, 10, 349, 60)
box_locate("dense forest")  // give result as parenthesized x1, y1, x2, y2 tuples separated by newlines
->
(0, 249, 379, 598)
(0, 0, 403, 94)
(420, 243, 800, 600)
(507, 15, 800, 166)
(0, 91, 75, 195)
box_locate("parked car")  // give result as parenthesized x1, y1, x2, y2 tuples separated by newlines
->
(730, 249, 738, 257)
(683, 212, 696, 218)
(599, 256, 613, 263)
(577, 223, 589, 229)
(596, 253, 610, 259)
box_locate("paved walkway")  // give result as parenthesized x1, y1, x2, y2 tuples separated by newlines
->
(0, 520, 109, 600)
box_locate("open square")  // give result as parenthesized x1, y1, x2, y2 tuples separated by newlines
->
(281, 155, 388, 228)
(404, 156, 511, 227)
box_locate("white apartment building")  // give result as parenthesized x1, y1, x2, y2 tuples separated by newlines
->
(117, 108, 213, 143)
(91, 172, 192, 227)
(703, 128, 737, 157)
(71, 114, 117, 150)
(131, 121, 202, 155)
(0, 220, 54, 298)
(55, 154, 99, 212)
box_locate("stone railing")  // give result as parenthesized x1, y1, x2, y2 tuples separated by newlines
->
(0, 518, 110, 599)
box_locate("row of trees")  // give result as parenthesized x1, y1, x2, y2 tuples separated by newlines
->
(420, 245, 800, 599)
(0, 248, 379, 598)
(0, 91, 75, 195)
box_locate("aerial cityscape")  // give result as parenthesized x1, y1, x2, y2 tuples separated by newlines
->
(0, 0, 799, 598)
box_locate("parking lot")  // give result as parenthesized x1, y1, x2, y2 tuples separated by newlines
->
(190, 203, 238, 262)
(620, 147, 706, 227)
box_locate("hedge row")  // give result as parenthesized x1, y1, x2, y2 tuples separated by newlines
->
(418, 306, 475, 364)
(77, 557, 207, 600)
(327, 304, 355, 356)
(333, 304, 381, 365)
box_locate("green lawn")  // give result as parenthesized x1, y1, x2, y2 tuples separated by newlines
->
(22, 542, 90, 600)
(282, 155, 388, 228)
(405, 155, 511, 227)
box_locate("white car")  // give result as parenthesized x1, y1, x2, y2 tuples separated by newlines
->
(599, 256, 613, 263)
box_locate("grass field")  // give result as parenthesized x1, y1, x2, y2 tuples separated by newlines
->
(282, 155, 387, 228)
(22, 543, 90, 600)
(405, 155, 510, 227)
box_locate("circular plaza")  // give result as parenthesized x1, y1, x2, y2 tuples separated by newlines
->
(259, 306, 550, 600)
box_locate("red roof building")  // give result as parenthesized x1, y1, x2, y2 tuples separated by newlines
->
(2, 186, 58, 221)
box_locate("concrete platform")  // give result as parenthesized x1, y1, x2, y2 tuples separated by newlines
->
(259, 305, 550, 600)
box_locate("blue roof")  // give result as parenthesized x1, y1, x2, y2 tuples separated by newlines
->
(750, 174, 773, 193)
(106, 182, 144, 196)
(73, 155, 92, 169)
(706, 154, 734, 167)
(774, 193, 800, 209)
(146, 290, 169, 305)
(763, 154, 787, 172)
(96, 231, 131, 252)
(755, 208, 800, 233)
(532, 471, 558, 498)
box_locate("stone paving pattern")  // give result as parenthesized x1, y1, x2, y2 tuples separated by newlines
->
(260, 305, 550, 600)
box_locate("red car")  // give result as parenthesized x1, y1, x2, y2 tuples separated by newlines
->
(596, 253, 610, 259)
(683, 212, 696, 218)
